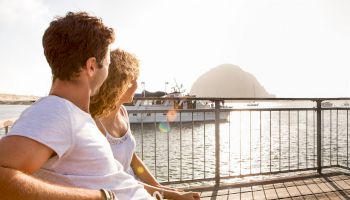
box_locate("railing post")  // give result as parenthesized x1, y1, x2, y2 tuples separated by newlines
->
(316, 100, 322, 174)
(214, 100, 221, 186)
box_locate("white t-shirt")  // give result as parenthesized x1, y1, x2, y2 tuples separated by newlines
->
(6, 96, 153, 200)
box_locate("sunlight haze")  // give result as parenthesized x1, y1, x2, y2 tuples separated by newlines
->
(0, 0, 349, 97)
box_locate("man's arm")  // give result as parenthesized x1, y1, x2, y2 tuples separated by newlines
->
(0, 136, 104, 200)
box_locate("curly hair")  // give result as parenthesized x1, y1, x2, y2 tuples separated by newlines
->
(43, 11, 115, 80)
(90, 49, 139, 118)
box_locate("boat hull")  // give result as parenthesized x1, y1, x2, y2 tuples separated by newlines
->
(126, 109, 230, 124)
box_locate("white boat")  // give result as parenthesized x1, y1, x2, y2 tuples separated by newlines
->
(247, 85, 259, 107)
(247, 102, 259, 107)
(125, 91, 230, 124)
(321, 101, 333, 108)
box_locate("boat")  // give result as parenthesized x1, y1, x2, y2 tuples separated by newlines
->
(125, 90, 230, 124)
(247, 102, 259, 107)
(321, 101, 333, 108)
(247, 85, 259, 107)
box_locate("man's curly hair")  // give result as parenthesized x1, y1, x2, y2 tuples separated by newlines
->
(90, 49, 139, 118)
(43, 11, 115, 80)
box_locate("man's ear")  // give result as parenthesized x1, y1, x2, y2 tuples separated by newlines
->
(85, 57, 97, 77)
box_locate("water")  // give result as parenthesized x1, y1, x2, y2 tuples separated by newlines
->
(131, 109, 350, 183)
(0, 104, 29, 135)
(0, 105, 29, 120)
(1, 104, 350, 185)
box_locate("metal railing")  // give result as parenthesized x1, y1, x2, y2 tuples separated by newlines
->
(127, 97, 350, 185)
(2, 97, 350, 187)
(0, 118, 15, 135)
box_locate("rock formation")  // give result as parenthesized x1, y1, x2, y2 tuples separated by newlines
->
(190, 64, 274, 98)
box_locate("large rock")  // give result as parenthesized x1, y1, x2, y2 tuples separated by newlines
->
(189, 64, 274, 98)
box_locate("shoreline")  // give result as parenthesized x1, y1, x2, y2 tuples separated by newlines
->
(0, 100, 35, 105)
(0, 93, 40, 105)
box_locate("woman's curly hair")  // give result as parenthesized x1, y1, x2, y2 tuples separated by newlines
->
(90, 49, 139, 118)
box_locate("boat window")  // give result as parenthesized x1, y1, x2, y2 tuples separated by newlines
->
(133, 113, 137, 116)
(146, 113, 151, 116)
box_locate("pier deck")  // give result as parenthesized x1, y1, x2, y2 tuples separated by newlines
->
(192, 172, 350, 200)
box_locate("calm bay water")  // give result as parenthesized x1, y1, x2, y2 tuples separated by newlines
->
(0, 104, 29, 120)
(0, 104, 29, 135)
(1, 104, 349, 184)
(131, 109, 350, 183)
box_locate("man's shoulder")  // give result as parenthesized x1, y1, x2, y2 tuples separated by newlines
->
(34, 95, 69, 106)
(13, 95, 76, 126)
(28, 96, 70, 115)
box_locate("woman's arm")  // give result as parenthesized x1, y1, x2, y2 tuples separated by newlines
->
(130, 153, 183, 191)
(130, 153, 159, 187)
(130, 153, 188, 193)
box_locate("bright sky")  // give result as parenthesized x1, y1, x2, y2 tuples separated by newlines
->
(0, 0, 349, 97)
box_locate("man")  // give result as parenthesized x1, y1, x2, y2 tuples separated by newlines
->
(0, 12, 154, 200)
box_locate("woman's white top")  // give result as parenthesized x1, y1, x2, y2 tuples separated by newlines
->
(101, 106, 137, 177)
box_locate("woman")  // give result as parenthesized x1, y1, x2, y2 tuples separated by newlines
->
(90, 49, 200, 200)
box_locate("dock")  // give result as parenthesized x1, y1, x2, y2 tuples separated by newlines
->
(185, 171, 349, 199)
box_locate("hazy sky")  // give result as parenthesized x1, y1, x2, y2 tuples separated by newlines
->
(0, 0, 349, 97)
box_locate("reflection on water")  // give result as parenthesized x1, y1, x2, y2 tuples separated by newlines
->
(131, 110, 350, 183)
